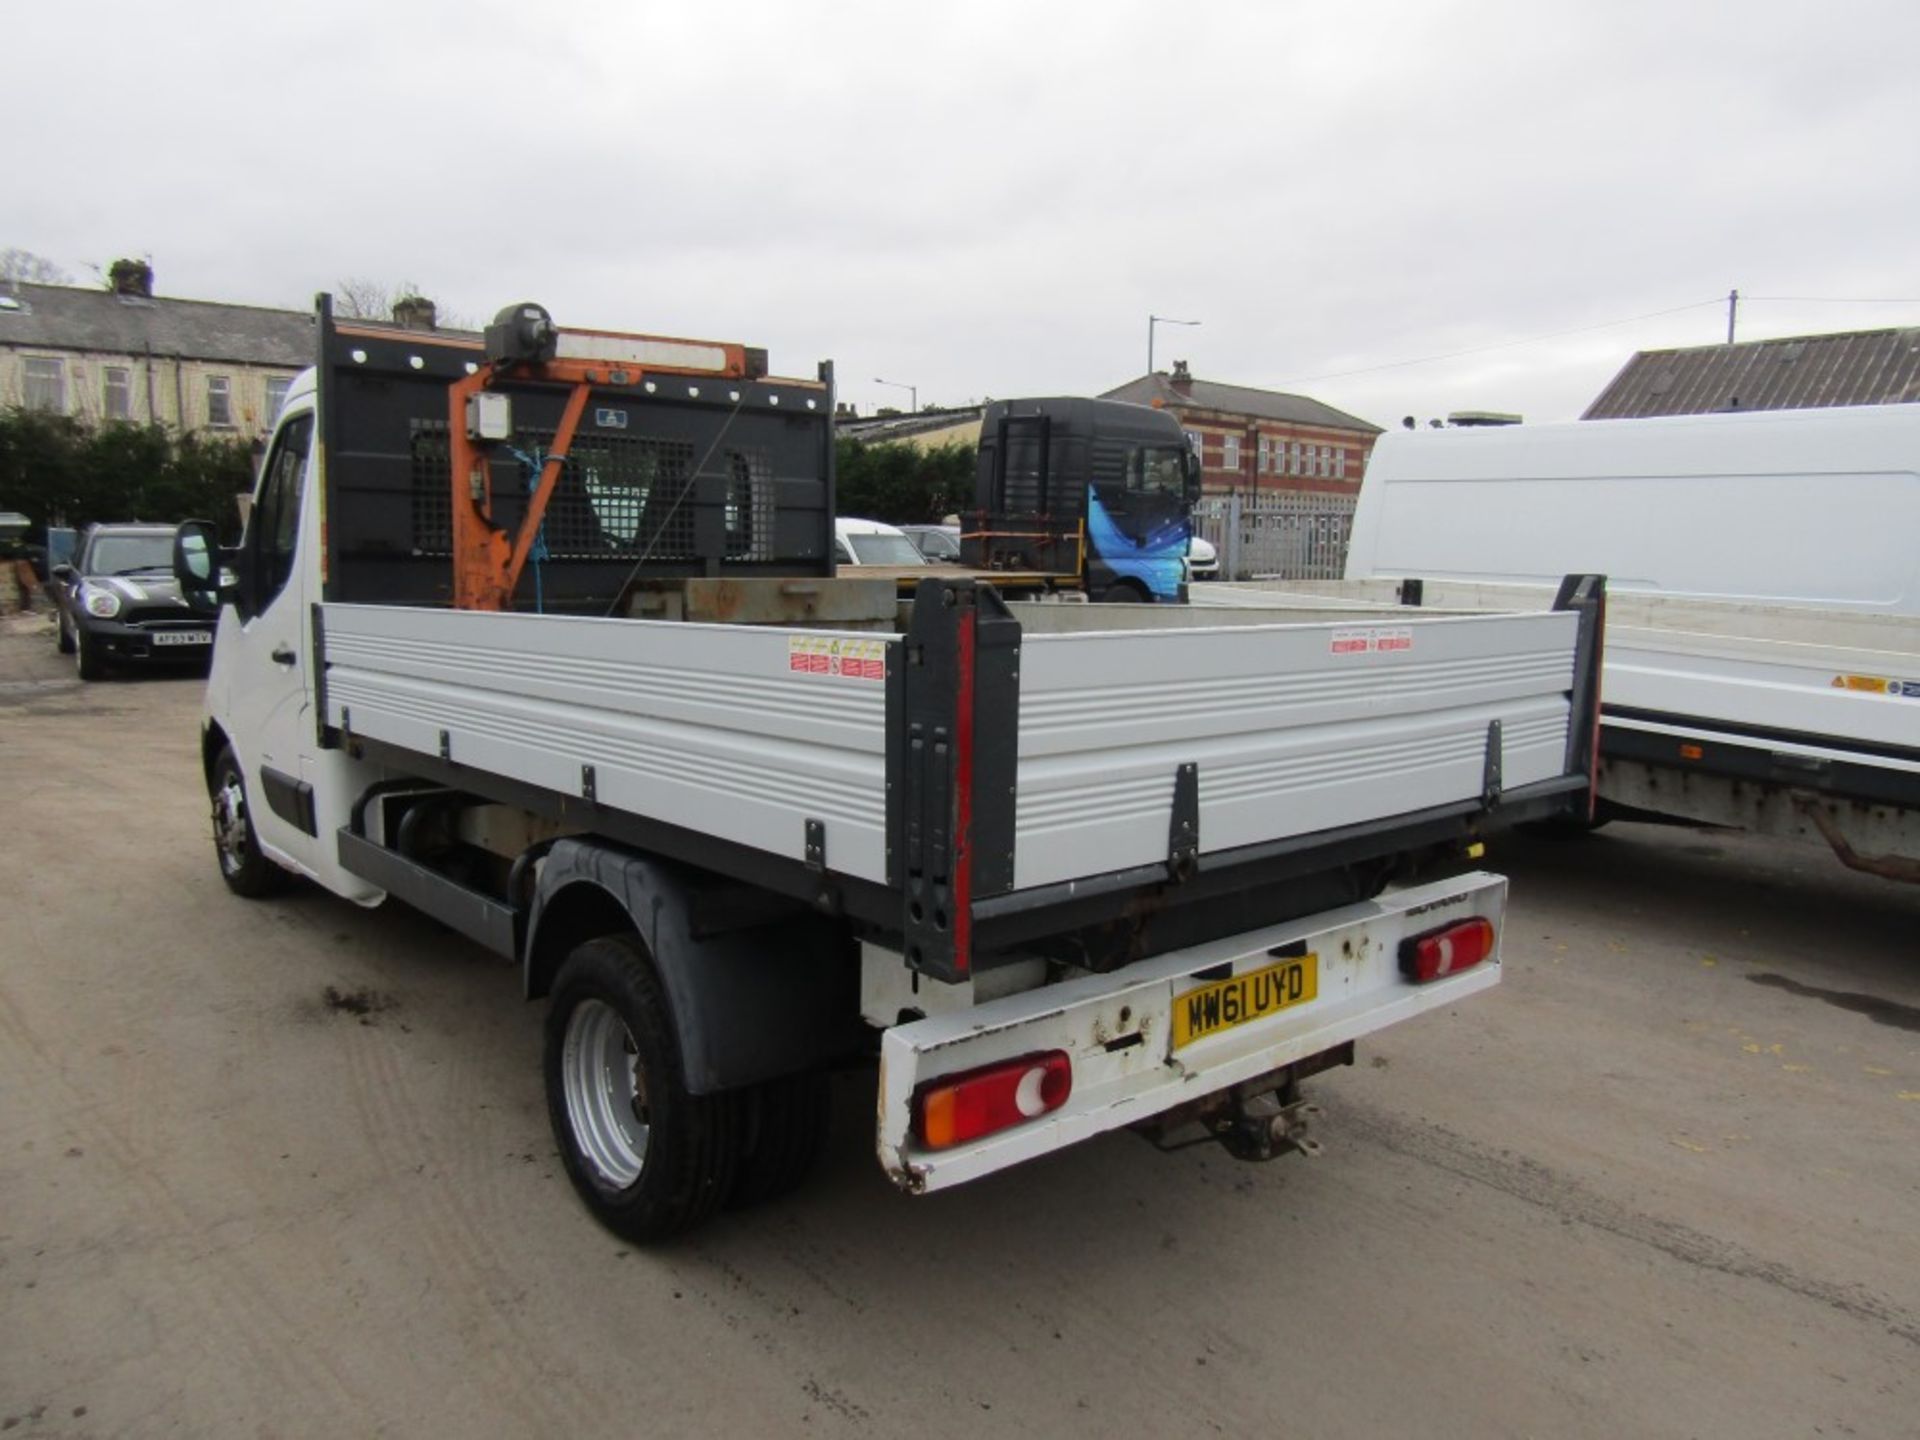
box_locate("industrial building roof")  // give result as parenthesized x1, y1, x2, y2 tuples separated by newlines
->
(1583, 327, 1920, 419)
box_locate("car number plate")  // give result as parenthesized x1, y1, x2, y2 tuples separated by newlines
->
(152, 630, 211, 646)
(1172, 954, 1318, 1049)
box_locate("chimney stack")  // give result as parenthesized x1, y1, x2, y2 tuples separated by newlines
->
(1170, 358, 1193, 393)
(108, 258, 154, 298)
(392, 295, 438, 331)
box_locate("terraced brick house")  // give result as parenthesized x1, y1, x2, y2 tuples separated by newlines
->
(1101, 360, 1381, 497)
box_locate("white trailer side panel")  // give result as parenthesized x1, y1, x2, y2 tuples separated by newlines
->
(320, 604, 895, 882)
(1218, 579, 1920, 762)
(319, 602, 1581, 897)
(1012, 612, 1577, 890)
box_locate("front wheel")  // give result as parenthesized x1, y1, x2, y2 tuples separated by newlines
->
(55, 610, 75, 655)
(74, 626, 104, 680)
(545, 935, 743, 1243)
(210, 745, 288, 897)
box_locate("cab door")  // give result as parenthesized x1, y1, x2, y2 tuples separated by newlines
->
(1087, 443, 1192, 601)
(222, 409, 322, 874)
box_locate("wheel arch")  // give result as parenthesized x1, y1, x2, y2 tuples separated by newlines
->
(201, 718, 235, 791)
(525, 838, 861, 1096)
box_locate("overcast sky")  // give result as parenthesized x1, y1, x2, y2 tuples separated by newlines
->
(14, 0, 1919, 426)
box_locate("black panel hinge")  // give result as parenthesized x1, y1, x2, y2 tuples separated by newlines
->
(804, 818, 826, 872)
(438, 729, 452, 762)
(1398, 577, 1424, 607)
(1482, 720, 1503, 806)
(581, 764, 597, 802)
(1169, 762, 1200, 881)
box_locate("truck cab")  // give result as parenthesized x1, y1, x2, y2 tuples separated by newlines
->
(964, 397, 1201, 602)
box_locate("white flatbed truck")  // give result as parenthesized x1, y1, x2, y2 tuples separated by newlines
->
(171, 299, 1606, 1239)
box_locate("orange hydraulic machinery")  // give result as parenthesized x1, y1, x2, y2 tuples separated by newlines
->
(447, 302, 765, 611)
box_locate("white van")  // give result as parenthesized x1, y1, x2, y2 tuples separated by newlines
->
(833, 516, 929, 568)
(1345, 404, 1920, 614)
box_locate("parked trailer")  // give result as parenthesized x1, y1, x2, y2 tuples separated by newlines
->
(172, 298, 1606, 1239)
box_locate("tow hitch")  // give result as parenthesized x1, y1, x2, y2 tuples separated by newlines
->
(1217, 1089, 1323, 1161)
(1133, 1042, 1351, 1162)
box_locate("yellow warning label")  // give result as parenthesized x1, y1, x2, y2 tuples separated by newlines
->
(1831, 674, 1891, 694)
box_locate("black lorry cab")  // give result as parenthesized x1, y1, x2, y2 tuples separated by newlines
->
(964, 397, 1201, 602)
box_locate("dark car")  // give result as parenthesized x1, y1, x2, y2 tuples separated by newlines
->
(898, 523, 963, 564)
(51, 523, 215, 680)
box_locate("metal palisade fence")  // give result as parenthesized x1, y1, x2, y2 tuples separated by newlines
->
(1195, 491, 1357, 581)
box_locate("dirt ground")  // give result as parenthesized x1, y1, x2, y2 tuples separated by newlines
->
(2, 609, 1916, 1439)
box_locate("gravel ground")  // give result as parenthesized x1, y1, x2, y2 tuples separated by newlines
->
(2, 609, 1916, 1438)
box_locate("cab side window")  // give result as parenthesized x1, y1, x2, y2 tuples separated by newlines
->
(1125, 445, 1188, 498)
(242, 414, 313, 620)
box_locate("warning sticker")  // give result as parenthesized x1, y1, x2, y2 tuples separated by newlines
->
(1830, 674, 1920, 699)
(1831, 673, 1891, 694)
(1330, 627, 1414, 657)
(788, 634, 887, 682)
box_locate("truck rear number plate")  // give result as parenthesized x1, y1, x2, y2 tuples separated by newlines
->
(1172, 955, 1318, 1049)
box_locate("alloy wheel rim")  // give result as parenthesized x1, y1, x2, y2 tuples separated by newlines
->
(213, 776, 251, 876)
(562, 998, 650, 1188)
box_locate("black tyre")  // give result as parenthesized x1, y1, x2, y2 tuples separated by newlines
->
(1517, 812, 1612, 840)
(729, 1068, 830, 1211)
(210, 744, 288, 898)
(1097, 578, 1150, 604)
(546, 935, 743, 1243)
(74, 626, 104, 680)
(55, 610, 75, 655)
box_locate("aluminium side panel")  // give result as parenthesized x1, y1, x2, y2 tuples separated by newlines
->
(318, 604, 893, 882)
(1012, 611, 1578, 890)
(1603, 629, 1920, 753)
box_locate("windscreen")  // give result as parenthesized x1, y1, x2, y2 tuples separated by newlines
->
(848, 533, 926, 565)
(86, 533, 174, 575)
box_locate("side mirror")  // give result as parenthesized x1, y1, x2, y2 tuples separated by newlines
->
(1184, 453, 1203, 504)
(50, 563, 76, 585)
(173, 520, 232, 607)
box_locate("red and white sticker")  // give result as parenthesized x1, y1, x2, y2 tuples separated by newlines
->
(1330, 627, 1413, 656)
(788, 635, 887, 682)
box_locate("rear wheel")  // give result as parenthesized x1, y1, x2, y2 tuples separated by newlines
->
(729, 1069, 831, 1210)
(546, 934, 743, 1242)
(210, 745, 288, 897)
(1518, 809, 1613, 839)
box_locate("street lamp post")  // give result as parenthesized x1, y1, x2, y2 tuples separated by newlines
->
(873, 377, 918, 413)
(1148, 314, 1201, 376)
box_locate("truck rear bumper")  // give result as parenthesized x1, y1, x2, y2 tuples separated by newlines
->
(877, 871, 1507, 1192)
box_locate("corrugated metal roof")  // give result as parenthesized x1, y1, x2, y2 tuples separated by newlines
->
(1100, 373, 1381, 433)
(0, 282, 317, 367)
(1583, 327, 1920, 419)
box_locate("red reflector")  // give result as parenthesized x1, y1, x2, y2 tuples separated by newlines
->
(1399, 916, 1496, 983)
(912, 1051, 1073, 1151)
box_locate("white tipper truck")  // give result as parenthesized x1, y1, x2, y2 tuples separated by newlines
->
(169, 297, 1606, 1239)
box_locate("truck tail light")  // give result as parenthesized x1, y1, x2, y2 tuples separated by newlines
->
(1399, 916, 1496, 983)
(913, 1051, 1072, 1150)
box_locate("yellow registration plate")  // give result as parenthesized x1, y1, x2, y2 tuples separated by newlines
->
(1172, 954, 1318, 1049)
